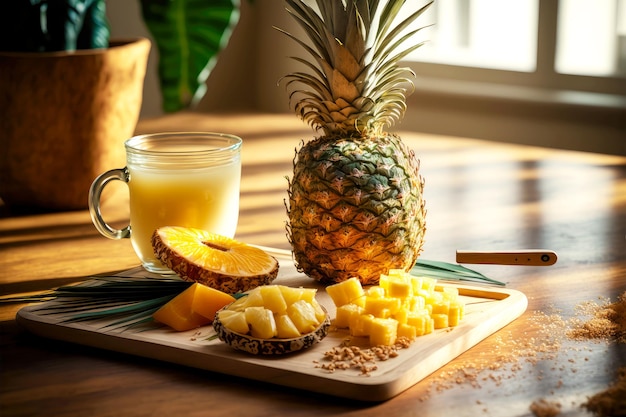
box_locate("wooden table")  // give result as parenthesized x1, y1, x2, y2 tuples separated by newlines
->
(2, 113, 625, 416)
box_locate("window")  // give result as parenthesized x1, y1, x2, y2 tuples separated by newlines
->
(403, 0, 626, 95)
(409, 0, 539, 72)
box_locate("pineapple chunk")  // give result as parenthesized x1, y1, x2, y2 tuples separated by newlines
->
(245, 306, 277, 339)
(260, 285, 288, 313)
(433, 313, 448, 329)
(350, 313, 375, 337)
(326, 271, 466, 345)
(217, 310, 249, 335)
(370, 318, 398, 346)
(153, 283, 235, 331)
(192, 284, 236, 321)
(279, 285, 316, 305)
(364, 296, 401, 318)
(334, 303, 363, 328)
(287, 300, 319, 334)
(275, 314, 301, 338)
(326, 277, 365, 307)
(397, 323, 417, 340)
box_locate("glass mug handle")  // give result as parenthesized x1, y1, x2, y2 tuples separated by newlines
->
(88, 167, 131, 239)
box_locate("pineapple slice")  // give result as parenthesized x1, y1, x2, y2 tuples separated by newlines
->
(151, 226, 279, 293)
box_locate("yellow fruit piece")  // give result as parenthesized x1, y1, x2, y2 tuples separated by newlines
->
(153, 283, 234, 331)
(260, 285, 288, 314)
(385, 275, 412, 299)
(287, 299, 319, 334)
(449, 303, 463, 327)
(335, 303, 363, 328)
(192, 284, 236, 321)
(397, 323, 417, 340)
(151, 226, 279, 293)
(278, 285, 317, 305)
(406, 311, 428, 336)
(275, 314, 301, 338)
(364, 296, 401, 318)
(326, 277, 365, 307)
(350, 313, 375, 337)
(370, 318, 398, 346)
(217, 310, 250, 334)
(310, 298, 327, 323)
(366, 286, 386, 298)
(433, 313, 449, 329)
(245, 306, 277, 339)
(431, 299, 450, 315)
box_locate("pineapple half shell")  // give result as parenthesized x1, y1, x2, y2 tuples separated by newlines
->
(281, 1, 431, 285)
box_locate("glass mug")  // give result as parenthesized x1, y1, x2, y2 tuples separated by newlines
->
(89, 132, 242, 273)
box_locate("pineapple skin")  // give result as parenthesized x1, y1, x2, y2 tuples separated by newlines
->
(286, 132, 426, 285)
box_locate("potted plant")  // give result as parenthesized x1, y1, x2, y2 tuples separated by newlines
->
(0, 0, 240, 211)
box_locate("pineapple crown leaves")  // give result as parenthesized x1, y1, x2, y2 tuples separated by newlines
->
(276, 0, 433, 135)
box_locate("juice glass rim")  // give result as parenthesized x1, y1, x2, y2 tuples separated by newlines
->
(124, 132, 242, 166)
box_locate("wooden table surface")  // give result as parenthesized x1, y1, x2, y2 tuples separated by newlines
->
(1, 112, 625, 417)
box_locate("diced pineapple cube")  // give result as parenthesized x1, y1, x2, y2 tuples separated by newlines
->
(335, 303, 363, 328)
(275, 314, 301, 338)
(364, 296, 401, 317)
(448, 302, 463, 327)
(431, 299, 450, 315)
(350, 313, 375, 337)
(397, 323, 417, 340)
(409, 276, 423, 295)
(421, 277, 437, 292)
(245, 306, 277, 339)
(218, 310, 250, 335)
(386, 276, 412, 299)
(260, 285, 288, 313)
(366, 286, 386, 298)
(409, 295, 425, 312)
(287, 300, 319, 334)
(369, 318, 398, 346)
(406, 311, 428, 336)
(432, 313, 449, 329)
(425, 317, 434, 334)
(393, 306, 409, 325)
(326, 277, 365, 307)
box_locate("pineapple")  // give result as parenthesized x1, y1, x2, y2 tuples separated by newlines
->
(280, 0, 431, 285)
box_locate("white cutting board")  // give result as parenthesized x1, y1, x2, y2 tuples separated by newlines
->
(16, 256, 527, 402)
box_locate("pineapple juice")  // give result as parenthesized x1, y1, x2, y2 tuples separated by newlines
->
(89, 132, 242, 274)
(129, 161, 241, 272)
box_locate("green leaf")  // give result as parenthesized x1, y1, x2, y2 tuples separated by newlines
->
(140, 0, 240, 112)
(411, 259, 506, 286)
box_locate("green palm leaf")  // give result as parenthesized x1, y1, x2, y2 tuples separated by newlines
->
(140, 0, 240, 112)
(411, 260, 506, 286)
